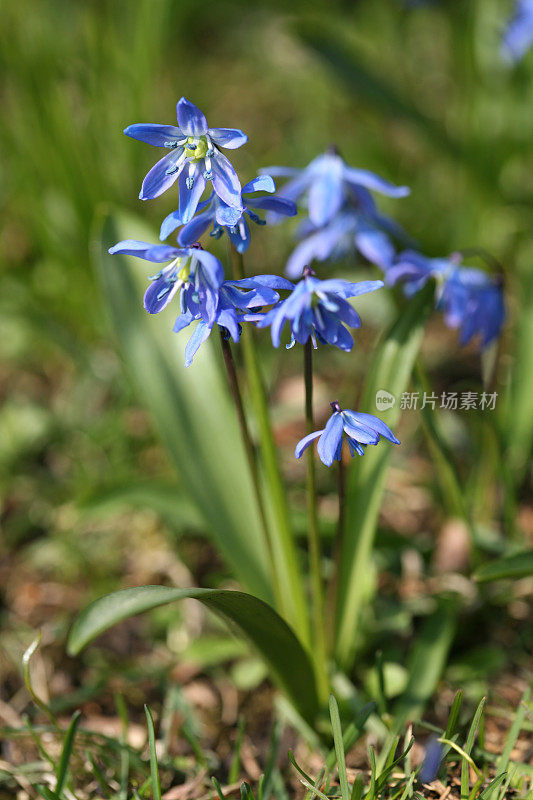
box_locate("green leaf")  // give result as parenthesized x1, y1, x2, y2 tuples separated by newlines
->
(474, 551, 533, 583)
(144, 705, 162, 800)
(55, 710, 81, 797)
(93, 210, 272, 602)
(335, 285, 434, 667)
(329, 695, 350, 800)
(461, 697, 485, 799)
(67, 585, 319, 725)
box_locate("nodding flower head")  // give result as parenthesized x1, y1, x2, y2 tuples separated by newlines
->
(159, 175, 297, 253)
(124, 97, 247, 219)
(261, 149, 409, 228)
(385, 250, 505, 349)
(107, 239, 224, 326)
(256, 273, 383, 351)
(295, 404, 400, 467)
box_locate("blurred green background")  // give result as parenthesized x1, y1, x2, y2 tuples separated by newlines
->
(1, 0, 532, 658)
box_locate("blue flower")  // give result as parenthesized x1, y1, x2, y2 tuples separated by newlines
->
(502, 0, 533, 63)
(386, 251, 505, 348)
(295, 401, 400, 467)
(108, 240, 224, 326)
(419, 739, 444, 785)
(256, 269, 383, 350)
(285, 202, 398, 278)
(173, 275, 293, 366)
(124, 97, 247, 218)
(262, 149, 409, 228)
(159, 175, 297, 253)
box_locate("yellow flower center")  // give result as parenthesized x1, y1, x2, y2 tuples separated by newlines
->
(186, 135, 208, 162)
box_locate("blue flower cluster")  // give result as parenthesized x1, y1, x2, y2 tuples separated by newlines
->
(109, 95, 505, 467)
(263, 148, 409, 278)
(385, 251, 505, 348)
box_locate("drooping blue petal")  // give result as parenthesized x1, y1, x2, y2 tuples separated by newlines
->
(233, 275, 294, 291)
(178, 166, 207, 224)
(184, 321, 212, 366)
(193, 249, 225, 288)
(159, 211, 183, 241)
(226, 217, 251, 253)
(211, 151, 242, 207)
(295, 430, 323, 459)
(216, 307, 241, 340)
(176, 97, 208, 137)
(319, 279, 384, 298)
(285, 223, 347, 278)
(108, 240, 182, 262)
(139, 149, 184, 200)
(317, 412, 344, 467)
(308, 157, 344, 226)
(342, 421, 380, 445)
(177, 210, 214, 246)
(143, 275, 180, 314)
(124, 123, 183, 147)
(343, 166, 410, 198)
(355, 225, 396, 269)
(173, 310, 195, 333)
(346, 436, 365, 456)
(343, 410, 400, 444)
(208, 127, 248, 149)
(242, 175, 276, 194)
(246, 195, 297, 217)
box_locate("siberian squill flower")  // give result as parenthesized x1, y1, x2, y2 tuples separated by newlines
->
(174, 275, 293, 366)
(262, 148, 409, 228)
(159, 175, 297, 253)
(295, 401, 400, 467)
(108, 240, 224, 326)
(386, 250, 505, 348)
(124, 97, 247, 219)
(285, 199, 399, 278)
(502, 0, 533, 63)
(256, 267, 383, 350)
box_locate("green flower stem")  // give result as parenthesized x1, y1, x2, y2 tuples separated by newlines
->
(304, 339, 329, 702)
(219, 331, 283, 609)
(325, 456, 346, 652)
(228, 248, 309, 648)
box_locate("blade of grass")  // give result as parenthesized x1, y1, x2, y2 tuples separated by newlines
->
(461, 698, 486, 800)
(54, 709, 81, 797)
(144, 705, 162, 800)
(495, 687, 531, 776)
(329, 695, 350, 800)
(229, 718, 246, 784)
(478, 773, 507, 800)
(445, 691, 464, 740)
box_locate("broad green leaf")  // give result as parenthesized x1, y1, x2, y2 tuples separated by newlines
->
(67, 585, 319, 725)
(335, 285, 434, 667)
(93, 210, 272, 602)
(474, 551, 533, 583)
